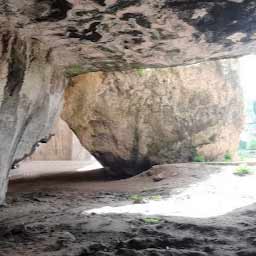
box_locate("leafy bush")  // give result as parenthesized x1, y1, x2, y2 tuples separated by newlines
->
(193, 154, 205, 162)
(224, 151, 232, 162)
(239, 140, 247, 150)
(234, 165, 251, 176)
(248, 139, 256, 150)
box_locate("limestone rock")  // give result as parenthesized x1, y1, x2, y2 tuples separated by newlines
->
(63, 60, 244, 177)
(0, 32, 67, 204)
(1, 1, 256, 70)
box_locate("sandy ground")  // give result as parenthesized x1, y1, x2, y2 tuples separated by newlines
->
(1, 162, 256, 255)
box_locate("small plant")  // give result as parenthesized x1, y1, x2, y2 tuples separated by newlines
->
(129, 194, 145, 204)
(65, 64, 84, 77)
(234, 165, 251, 176)
(143, 217, 161, 224)
(193, 154, 205, 162)
(149, 195, 162, 201)
(224, 151, 232, 162)
(136, 68, 145, 76)
(248, 139, 256, 150)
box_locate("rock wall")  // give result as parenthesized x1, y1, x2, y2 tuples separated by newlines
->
(63, 60, 244, 177)
(0, 31, 67, 204)
(30, 118, 91, 161)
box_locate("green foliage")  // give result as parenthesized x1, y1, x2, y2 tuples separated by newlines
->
(143, 217, 161, 224)
(238, 150, 250, 161)
(239, 141, 247, 150)
(248, 139, 256, 150)
(149, 195, 162, 201)
(65, 64, 84, 77)
(129, 194, 144, 204)
(136, 68, 145, 76)
(234, 165, 251, 176)
(224, 151, 232, 162)
(193, 154, 205, 162)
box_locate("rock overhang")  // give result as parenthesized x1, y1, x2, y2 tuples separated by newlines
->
(1, 0, 256, 72)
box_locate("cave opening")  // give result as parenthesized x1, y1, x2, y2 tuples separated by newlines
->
(9, 118, 103, 181)
(238, 55, 256, 162)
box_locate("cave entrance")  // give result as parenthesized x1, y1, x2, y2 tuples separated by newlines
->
(238, 55, 256, 162)
(9, 118, 103, 180)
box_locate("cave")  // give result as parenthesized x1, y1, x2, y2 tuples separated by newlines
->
(1, 1, 256, 255)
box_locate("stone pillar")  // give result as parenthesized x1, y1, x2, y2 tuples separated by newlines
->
(0, 32, 66, 204)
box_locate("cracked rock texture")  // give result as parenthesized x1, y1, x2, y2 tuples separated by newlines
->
(1, 0, 256, 71)
(62, 60, 244, 177)
(0, 32, 66, 204)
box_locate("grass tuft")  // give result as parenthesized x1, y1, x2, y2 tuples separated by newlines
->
(193, 154, 205, 162)
(149, 195, 162, 201)
(234, 165, 252, 176)
(143, 217, 161, 224)
(224, 151, 232, 162)
(129, 194, 145, 204)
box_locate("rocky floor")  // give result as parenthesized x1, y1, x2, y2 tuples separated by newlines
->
(1, 163, 256, 256)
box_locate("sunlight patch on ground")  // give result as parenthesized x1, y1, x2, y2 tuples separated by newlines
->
(9, 160, 103, 180)
(76, 156, 103, 171)
(84, 167, 256, 218)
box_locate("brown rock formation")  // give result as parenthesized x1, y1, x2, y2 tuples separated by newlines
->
(63, 60, 244, 177)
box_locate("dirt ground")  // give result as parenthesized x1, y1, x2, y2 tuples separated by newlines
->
(1, 162, 256, 256)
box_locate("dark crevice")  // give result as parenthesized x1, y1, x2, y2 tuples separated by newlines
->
(93, 0, 106, 7)
(107, 0, 142, 14)
(121, 13, 151, 29)
(35, 0, 72, 22)
(5, 38, 26, 97)
(165, 0, 256, 44)
(80, 22, 102, 42)
(1, 32, 11, 57)
(68, 22, 102, 42)
(93, 151, 153, 179)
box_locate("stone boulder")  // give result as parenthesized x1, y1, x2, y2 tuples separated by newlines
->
(63, 59, 244, 177)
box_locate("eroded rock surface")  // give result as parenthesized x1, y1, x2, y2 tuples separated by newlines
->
(0, 31, 66, 203)
(0, 0, 253, 203)
(63, 60, 244, 177)
(2, 1, 256, 71)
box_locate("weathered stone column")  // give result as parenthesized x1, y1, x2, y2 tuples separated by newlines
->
(0, 31, 66, 204)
